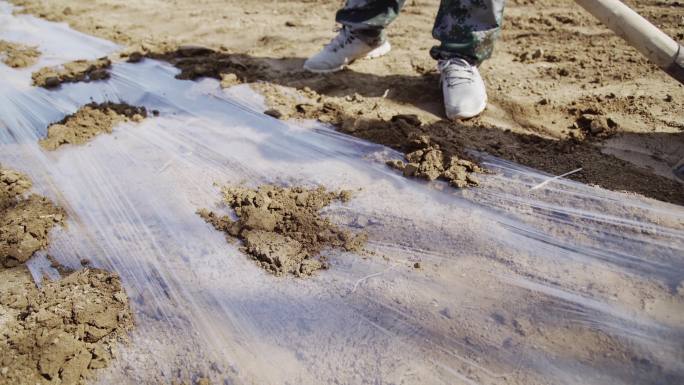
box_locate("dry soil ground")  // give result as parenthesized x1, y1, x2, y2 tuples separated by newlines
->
(10, 0, 684, 204)
(1, 1, 684, 384)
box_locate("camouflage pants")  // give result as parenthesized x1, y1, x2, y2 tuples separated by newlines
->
(336, 0, 505, 64)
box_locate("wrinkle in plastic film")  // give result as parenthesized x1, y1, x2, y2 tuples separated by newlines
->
(1, 3, 683, 384)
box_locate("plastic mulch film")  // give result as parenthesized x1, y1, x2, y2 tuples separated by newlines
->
(1, 2, 683, 384)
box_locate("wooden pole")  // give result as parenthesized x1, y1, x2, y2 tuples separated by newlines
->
(574, 0, 684, 84)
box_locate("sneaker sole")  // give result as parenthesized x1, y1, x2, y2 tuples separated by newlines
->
(303, 41, 392, 74)
(446, 98, 488, 120)
(363, 41, 392, 60)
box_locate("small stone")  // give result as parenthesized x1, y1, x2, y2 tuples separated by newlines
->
(531, 48, 543, 59)
(88, 68, 109, 81)
(558, 68, 570, 77)
(127, 51, 143, 63)
(44, 76, 61, 88)
(413, 262, 421, 269)
(131, 114, 144, 123)
(264, 109, 282, 119)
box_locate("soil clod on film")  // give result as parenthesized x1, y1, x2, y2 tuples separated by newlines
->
(0, 166, 135, 385)
(387, 134, 482, 188)
(0, 40, 40, 68)
(198, 185, 366, 277)
(264, 108, 283, 119)
(149, 46, 261, 82)
(126, 51, 143, 63)
(0, 267, 134, 385)
(0, 166, 65, 268)
(32, 57, 112, 88)
(40, 102, 147, 150)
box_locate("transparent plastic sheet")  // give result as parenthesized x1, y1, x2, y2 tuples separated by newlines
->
(1, 3, 683, 384)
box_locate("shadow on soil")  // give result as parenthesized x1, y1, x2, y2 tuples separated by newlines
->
(148, 48, 684, 205)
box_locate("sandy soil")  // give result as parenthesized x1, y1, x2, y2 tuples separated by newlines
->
(10, 0, 684, 204)
(0, 166, 134, 385)
(40, 102, 147, 150)
(0, 39, 40, 68)
(32, 57, 111, 88)
(199, 184, 365, 276)
(385, 133, 483, 187)
(0, 267, 134, 385)
(0, 167, 65, 267)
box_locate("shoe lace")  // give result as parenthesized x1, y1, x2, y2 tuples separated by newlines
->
(326, 27, 357, 53)
(439, 58, 475, 87)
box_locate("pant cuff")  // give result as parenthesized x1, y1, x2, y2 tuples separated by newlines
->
(430, 46, 486, 66)
(348, 27, 386, 46)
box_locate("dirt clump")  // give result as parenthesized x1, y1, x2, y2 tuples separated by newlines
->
(148, 46, 261, 82)
(248, 84, 486, 186)
(124, 51, 143, 63)
(0, 40, 40, 68)
(387, 134, 482, 188)
(40, 102, 147, 150)
(0, 266, 134, 385)
(31, 57, 111, 88)
(0, 166, 134, 385)
(198, 185, 365, 277)
(0, 166, 65, 268)
(0, 167, 32, 208)
(570, 107, 620, 139)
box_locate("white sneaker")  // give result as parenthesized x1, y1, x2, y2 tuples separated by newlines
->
(439, 58, 487, 120)
(303, 27, 391, 73)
